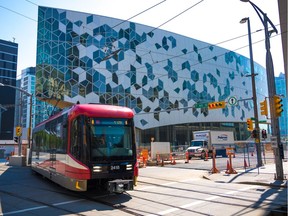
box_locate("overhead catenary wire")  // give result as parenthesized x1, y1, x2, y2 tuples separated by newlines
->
(1, 0, 281, 73)
(0, 1, 283, 94)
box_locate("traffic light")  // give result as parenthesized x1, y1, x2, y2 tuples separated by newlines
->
(15, 126, 22, 136)
(251, 129, 258, 138)
(273, 95, 283, 117)
(208, 101, 226, 109)
(260, 99, 268, 116)
(246, 118, 253, 131)
(14, 137, 18, 143)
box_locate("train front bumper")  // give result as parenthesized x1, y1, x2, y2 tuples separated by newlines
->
(108, 179, 134, 193)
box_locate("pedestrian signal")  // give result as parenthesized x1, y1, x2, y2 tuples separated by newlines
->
(273, 95, 283, 117)
(246, 118, 253, 131)
(260, 99, 268, 116)
(208, 101, 226, 109)
(261, 129, 267, 139)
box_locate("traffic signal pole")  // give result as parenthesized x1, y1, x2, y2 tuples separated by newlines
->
(263, 16, 284, 180)
(244, 17, 263, 167)
(241, 0, 284, 182)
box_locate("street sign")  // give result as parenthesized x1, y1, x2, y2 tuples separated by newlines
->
(194, 103, 208, 108)
(228, 96, 238, 106)
(16, 126, 22, 136)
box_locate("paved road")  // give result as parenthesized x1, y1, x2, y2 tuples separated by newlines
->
(0, 163, 286, 216)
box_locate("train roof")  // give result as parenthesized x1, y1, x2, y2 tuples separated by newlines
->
(68, 104, 134, 119)
(34, 104, 134, 129)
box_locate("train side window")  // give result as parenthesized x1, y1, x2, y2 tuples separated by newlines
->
(71, 118, 81, 159)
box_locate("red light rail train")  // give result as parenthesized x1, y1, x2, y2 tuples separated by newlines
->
(30, 104, 137, 193)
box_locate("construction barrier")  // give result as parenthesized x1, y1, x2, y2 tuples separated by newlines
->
(225, 151, 237, 174)
(210, 149, 219, 174)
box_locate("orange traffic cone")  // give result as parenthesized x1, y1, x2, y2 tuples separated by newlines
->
(185, 151, 189, 163)
(171, 156, 176, 165)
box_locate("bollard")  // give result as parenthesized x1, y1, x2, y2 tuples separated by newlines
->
(133, 161, 139, 186)
(185, 151, 189, 163)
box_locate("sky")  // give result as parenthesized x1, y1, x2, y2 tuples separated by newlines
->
(0, 0, 284, 78)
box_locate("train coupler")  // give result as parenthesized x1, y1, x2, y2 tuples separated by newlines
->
(108, 179, 133, 193)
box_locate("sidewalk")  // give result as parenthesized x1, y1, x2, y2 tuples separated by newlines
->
(203, 161, 288, 188)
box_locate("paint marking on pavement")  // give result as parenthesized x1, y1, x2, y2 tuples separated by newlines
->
(145, 185, 260, 215)
(131, 178, 199, 192)
(3, 199, 84, 215)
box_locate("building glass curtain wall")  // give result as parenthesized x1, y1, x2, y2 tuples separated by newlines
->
(275, 72, 287, 139)
(35, 7, 269, 145)
(0, 39, 18, 140)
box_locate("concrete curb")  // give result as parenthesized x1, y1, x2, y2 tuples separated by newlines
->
(238, 181, 288, 188)
(202, 174, 288, 188)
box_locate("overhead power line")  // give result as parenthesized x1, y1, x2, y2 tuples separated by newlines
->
(1, 1, 283, 85)
(112, 0, 167, 29)
(0, 5, 37, 22)
(150, 0, 204, 33)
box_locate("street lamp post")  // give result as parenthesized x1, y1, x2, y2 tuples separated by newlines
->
(240, 17, 263, 167)
(240, 0, 284, 180)
(0, 83, 33, 157)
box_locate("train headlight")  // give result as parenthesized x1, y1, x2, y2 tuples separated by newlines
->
(126, 164, 132, 170)
(93, 166, 102, 172)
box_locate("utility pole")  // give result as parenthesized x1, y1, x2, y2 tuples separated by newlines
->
(263, 14, 284, 180)
(240, 0, 284, 179)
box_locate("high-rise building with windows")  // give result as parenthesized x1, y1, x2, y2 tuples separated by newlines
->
(0, 39, 18, 140)
(35, 7, 269, 145)
(14, 67, 38, 140)
(275, 72, 287, 138)
(20, 67, 36, 129)
(14, 66, 52, 140)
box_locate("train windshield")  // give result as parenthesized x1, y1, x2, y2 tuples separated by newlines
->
(88, 118, 134, 161)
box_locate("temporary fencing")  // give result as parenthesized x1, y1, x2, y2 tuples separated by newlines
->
(136, 142, 286, 170)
